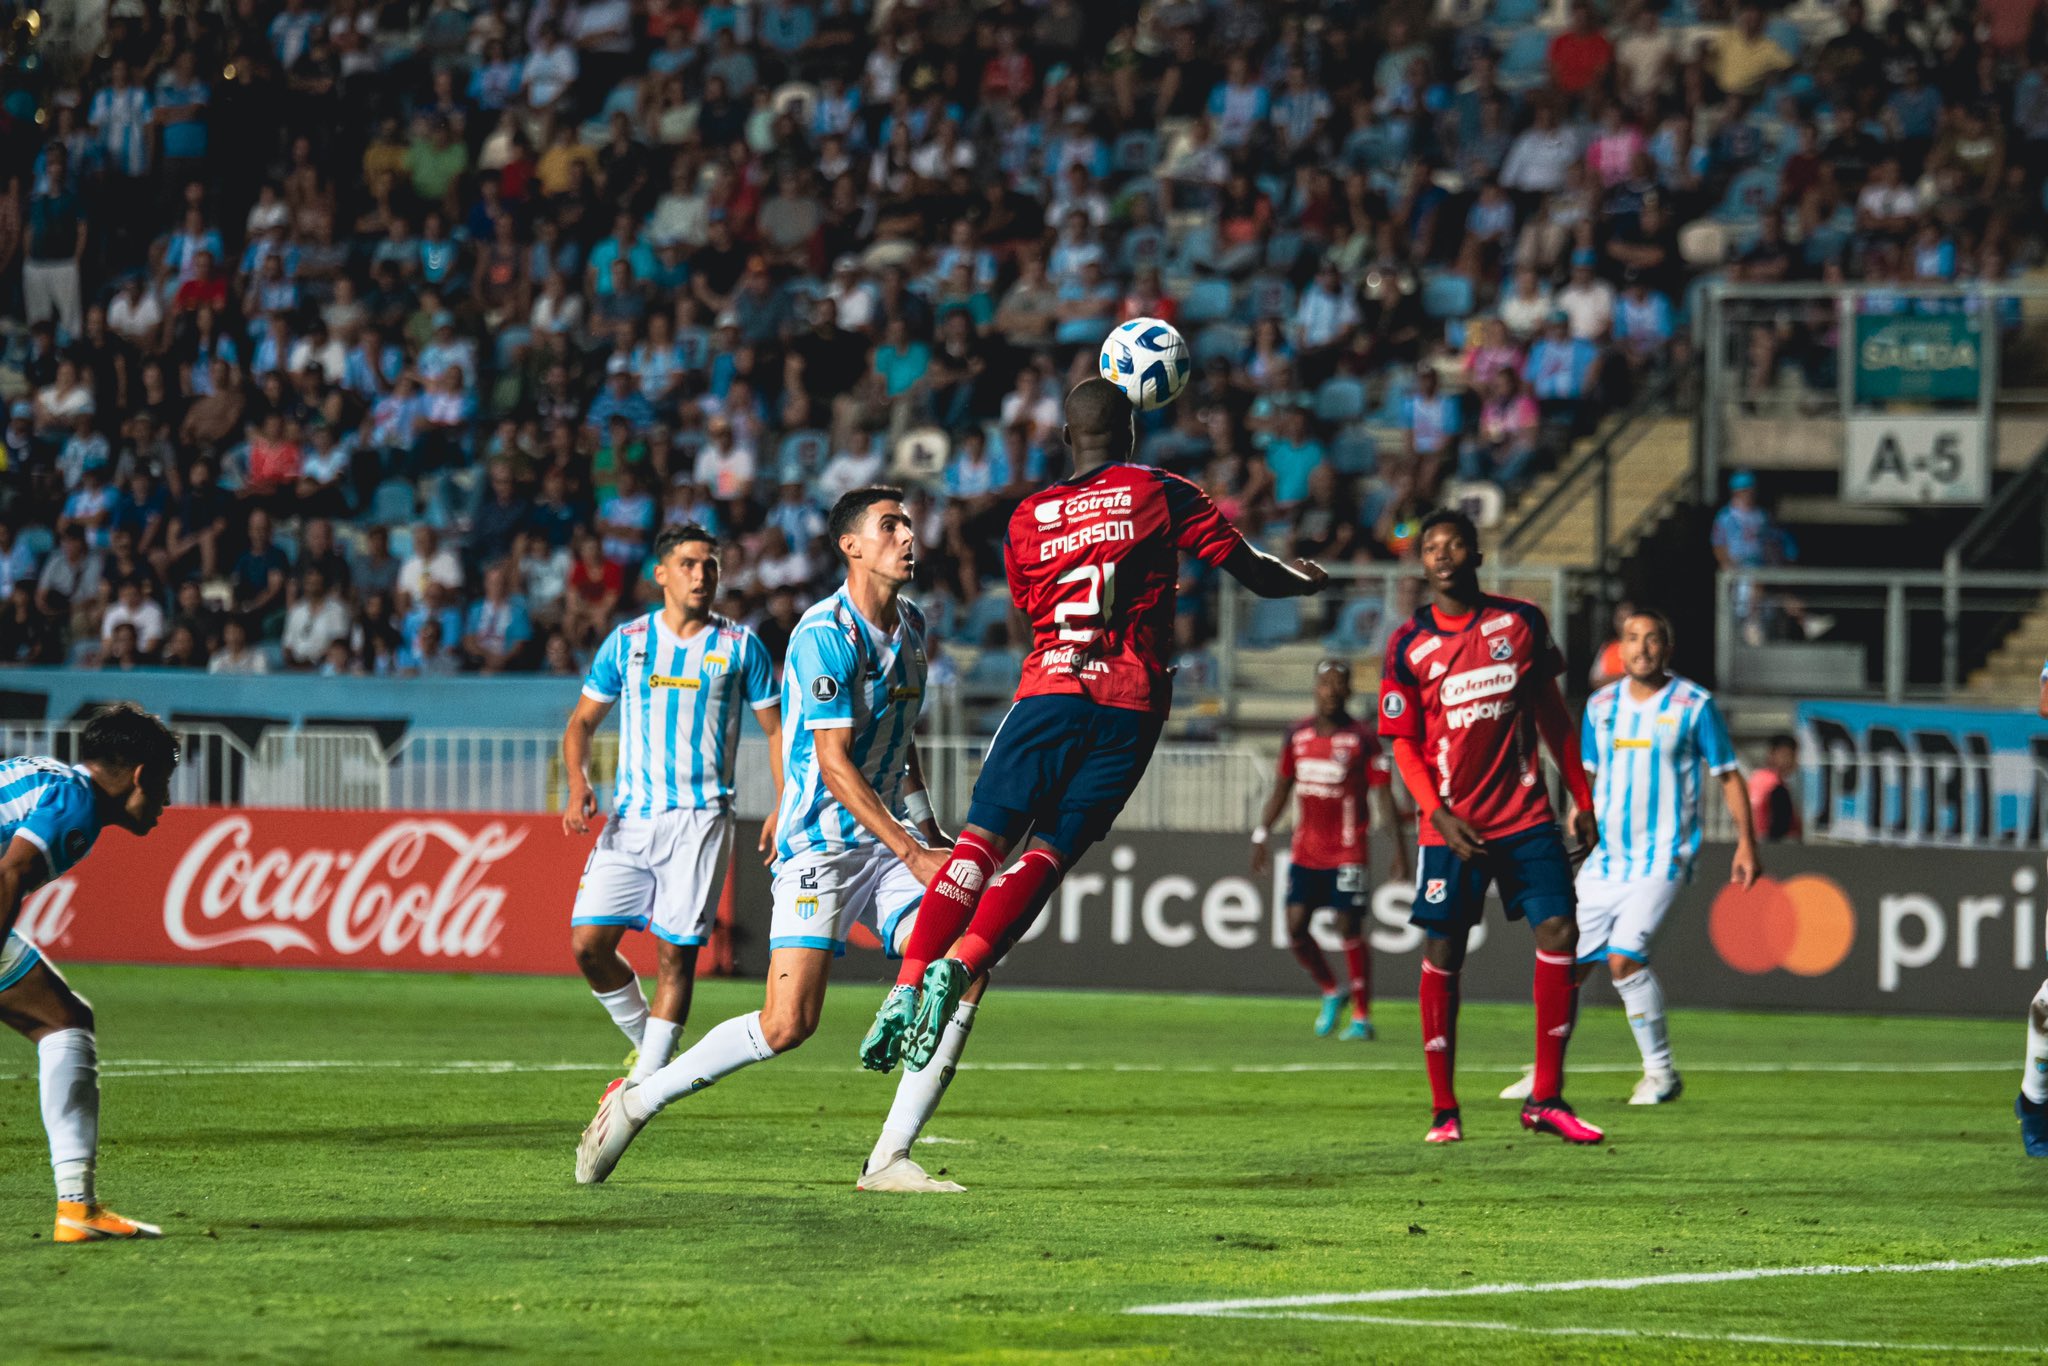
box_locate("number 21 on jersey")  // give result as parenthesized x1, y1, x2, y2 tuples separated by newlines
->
(1054, 561, 1119, 642)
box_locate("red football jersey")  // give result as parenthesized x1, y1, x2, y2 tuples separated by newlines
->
(1280, 716, 1390, 869)
(1006, 462, 1247, 712)
(1377, 594, 1564, 845)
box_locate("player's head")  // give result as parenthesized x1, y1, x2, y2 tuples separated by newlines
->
(1313, 657, 1353, 716)
(829, 485, 915, 588)
(1062, 377, 1135, 471)
(1766, 732, 1799, 773)
(79, 702, 180, 834)
(651, 522, 719, 617)
(1416, 508, 1482, 595)
(1620, 608, 1674, 682)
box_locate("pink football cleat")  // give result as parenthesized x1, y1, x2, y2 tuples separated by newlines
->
(1424, 1109, 1463, 1143)
(1520, 1097, 1604, 1144)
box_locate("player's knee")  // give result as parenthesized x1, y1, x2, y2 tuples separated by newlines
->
(570, 937, 612, 974)
(1533, 915, 1577, 955)
(1609, 954, 1643, 980)
(59, 995, 93, 1033)
(758, 1006, 818, 1053)
(2031, 990, 2048, 1035)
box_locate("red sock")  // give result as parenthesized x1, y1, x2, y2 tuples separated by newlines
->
(1290, 937, 1337, 992)
(953, 848, 1065, 975)
(1419, 961, 1460, 1112)
(893, 832, 1001, 987)
(1532, 950, 1578, 1102)
(1342, 936, 1370, 1017)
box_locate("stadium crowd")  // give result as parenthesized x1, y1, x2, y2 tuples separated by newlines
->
(0, 0, 2041, 675)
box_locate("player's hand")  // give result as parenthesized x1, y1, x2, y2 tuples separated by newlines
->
(1290, 557, 1331, 595)
(1430, 808, 1487, 862)
(919, 821, 954, 851)
(1730, 839, 1760, 889)
(563, 781, 596, 836)
(1250, 840, 1271, 875)
(756, 809, 779, 866)
(903, 842, 951, 888)
(1569, 810, 1599, 860)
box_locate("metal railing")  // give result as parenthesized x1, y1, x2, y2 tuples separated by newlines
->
(1713, 566, 2048, 700)
(1501, 369, 1680, 572)
(1214, 562, 1574, 726)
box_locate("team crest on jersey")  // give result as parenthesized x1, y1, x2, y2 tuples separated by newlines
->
(1425, 879, 1447, 904)
(1381, 692, 1406, 719)
(794, 895, 820, 920)
(703, 653, 730, 674)
(811, 675, 840, 702)
(1488, 636, 1514, 662)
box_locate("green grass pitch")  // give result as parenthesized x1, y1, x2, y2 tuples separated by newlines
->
(0, 965, 2041, 1363)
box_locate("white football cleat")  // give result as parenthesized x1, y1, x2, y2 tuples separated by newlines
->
(1498, 1066, 1535, 1101)
(1629, 1071, 1683, 1105)
(575, 1078, 648, 1184)
(856, 1153, 966, 1193)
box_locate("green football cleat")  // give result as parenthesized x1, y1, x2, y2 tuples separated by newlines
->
(1339, 1015, 1375, 1042)
(1314, 991, 1344, 1037)
(861, 985, 918, 1073)
(904, 958, 971, 1072)
(621, 1046, 639, 1072)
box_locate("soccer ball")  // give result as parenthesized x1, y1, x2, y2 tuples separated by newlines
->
(1099, 318, 1192, 412)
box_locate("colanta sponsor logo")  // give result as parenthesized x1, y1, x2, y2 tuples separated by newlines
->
(1439, 664, 1517, 706)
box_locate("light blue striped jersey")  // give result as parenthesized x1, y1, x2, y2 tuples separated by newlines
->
(775, 587, 928, 859)
(1583, 674, 1738, 883)
(0, 758, 104, 876)
(581, 611, 778, 818)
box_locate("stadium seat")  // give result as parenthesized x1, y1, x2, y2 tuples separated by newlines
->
(1243, 596, 1300, 647)
(1332, 427, 1377, 475)
(1714, 168, 1779, 223)
(1490, 0, 1543, 23)
(777, 429, 829, 483)
(1421, 273, 1475, 320)
(1499, 28, 1553, 87)
(1766, 18, 1803, 55)
(1192, 323, 1249, 367)
(1114, 130, 1159, 175)
(1119, 225, 1166, 275)
(18, 526, 52, 561)
(386, 526, 413, 560)
(1168, 224, 1218, 279)
(1266, 230, 1306, 275)
(371, 479, 417, 526)
(675, 326, 711, 372)
(1240, 274, 1295, 322)
(1180, 277, 1234, 325)
(1324, 597, 1387, 654)
(962, 590, 1013, 645)
(271, 529, 299, 565)
(1315, 376, 1368, 423)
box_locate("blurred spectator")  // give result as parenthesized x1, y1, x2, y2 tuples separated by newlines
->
(208, 617, 271, 676)
(1750, 734, 1804, 842)
(283, 567, 351, 669)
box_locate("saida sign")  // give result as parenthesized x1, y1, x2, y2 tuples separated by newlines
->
(1854, 313, 1983, 402)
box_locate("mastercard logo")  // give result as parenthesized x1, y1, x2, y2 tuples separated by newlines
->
(1708, 875, 1855, 976)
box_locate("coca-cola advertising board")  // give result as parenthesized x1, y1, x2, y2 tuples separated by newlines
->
(12, 808, 671, 976)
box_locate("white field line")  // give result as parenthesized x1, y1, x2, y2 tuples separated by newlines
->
(1177, 1309, 2047, 1356)
(1123, 1254, 2048, 1317)
(0, 1058, 2021, 1082)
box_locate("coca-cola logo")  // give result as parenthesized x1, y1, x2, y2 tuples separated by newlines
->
(17, 878, 77, 948)
(162, 816, 526, 960)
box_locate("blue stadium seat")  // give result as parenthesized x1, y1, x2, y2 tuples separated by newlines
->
(371, 478, 417, 526)
(1315, 376, 1367, 423)
(1766, 18, 1803, 55)
(1192, 323, 1249, 367)
(1323, 597, 1387, 654)
(1119, 225, 1166, 275)
(1714, 167, 1779, 223)
(386, 526, 414, 561)
(1266, 230, 1306, 274)
(18, 526, 53, 562)
(1180, 277, 1234, 325)
(1332, 427, 1377, 475)
(1240, 274, 1295, 322)
(1421, 273, 1475, 320)
(1491, 0, 1542, 23)
(1243, 596, 1300, 647)
(675, 326, 711, 372)
(1168, 224, 1218, 277)
(962, 591, 1013, 645)
(1499, 27, 1552, 86)
(1114, 130, 1159, 175)
(777, 429, 829, 483)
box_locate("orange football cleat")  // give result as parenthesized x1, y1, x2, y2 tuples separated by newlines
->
(53, 1201, 162, 1243)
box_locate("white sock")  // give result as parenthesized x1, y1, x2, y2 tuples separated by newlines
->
(38, 1029, 98, 1205)
(2024, 981, 2048, 1105)
(594, 980, 650, 1048)
(631, 1017, 682, 1083)
(629, 1011, 774, 1118)
(868, 1000, 978, 1174)
(1614, 968, 1673, 1076)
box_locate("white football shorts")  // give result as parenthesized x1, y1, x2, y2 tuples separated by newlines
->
(571, 807, 734, 947)
(769, 833, 928, 958)
(1573, 872, 1683, 965)
(0, 929, 42, 993)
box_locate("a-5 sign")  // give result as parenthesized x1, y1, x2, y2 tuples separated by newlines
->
(1842, 415, 1988, 505)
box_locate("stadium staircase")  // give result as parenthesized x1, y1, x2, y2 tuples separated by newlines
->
(1499, 406, 1695, 574)
(1963, 608, 2048, 706)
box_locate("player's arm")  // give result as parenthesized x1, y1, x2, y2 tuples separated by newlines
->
(900, 742, 947, 849)
(1161, 469, 1327, 598)
(1700, 696, 1759, 888)
(563, 629, 624, 836)
(0, 835, 52, 941)
(1220, 541, 1328, 599)
(1250, 768, 1292, 875)
(743, 633, 785, 863)
(1531, 681, 1597, 853)
(813, 727, 946, 885)
(1372, 784, 1413, 882)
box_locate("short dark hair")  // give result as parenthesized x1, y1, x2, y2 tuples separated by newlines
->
(1418, 507, 1481, 554)
(652, 522, 717, 563)
(1767, 732, 1798, 752)
(80, 702, 180, 776)
(828, 485, 905, 557)
(1064, 377, 1133, 438)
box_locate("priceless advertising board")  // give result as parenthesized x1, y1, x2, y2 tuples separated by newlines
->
(16, 809, 2045, 1016)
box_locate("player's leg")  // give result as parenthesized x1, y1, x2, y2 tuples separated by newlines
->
(1499, 826, 1604, 1144)
(1607, 879, 1684, 1105)
(632, 809, 731, 1083)
(570, 828, 658, 1056)
(1413, 847, 1487, 1141)
(2016, 980, 2048, 1156)
(0, 939, 159, 1241)
(1283, 884, 1344, 1035)
(1337, 892, 1374, 1041)
(1504, 870, 1622, 1099)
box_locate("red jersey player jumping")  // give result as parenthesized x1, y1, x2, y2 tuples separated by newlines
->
(1378, 509, 1604, 1146)
(861, 378, 1330, 1074)
(1252, 658, 1411, 1040)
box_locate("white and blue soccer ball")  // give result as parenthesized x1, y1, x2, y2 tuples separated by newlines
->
(1099, 318, 1191, 412)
